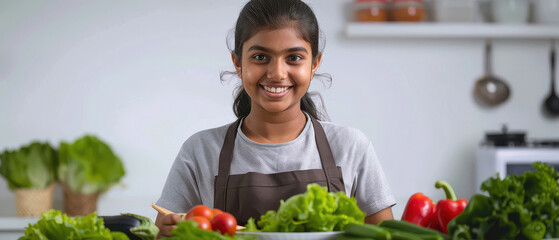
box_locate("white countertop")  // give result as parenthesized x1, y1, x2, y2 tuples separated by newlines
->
(0, 217, 39, 231)
(0, 217, 39, 240)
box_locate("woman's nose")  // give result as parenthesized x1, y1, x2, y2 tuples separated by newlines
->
(267, 60, 288, 80)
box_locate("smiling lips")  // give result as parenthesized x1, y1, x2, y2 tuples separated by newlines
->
(261, 85, 292, 97)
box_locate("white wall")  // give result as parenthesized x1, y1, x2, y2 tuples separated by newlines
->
(1, 0, 558, 221)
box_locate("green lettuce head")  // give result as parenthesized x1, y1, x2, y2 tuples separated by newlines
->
(19, 209, 131, 240)
(58, 135, 125, 194)
(0, 141, 57, 190)
(257, 183, 365, 232)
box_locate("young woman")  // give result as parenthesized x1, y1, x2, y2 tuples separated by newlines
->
(155, 0, 395, 237)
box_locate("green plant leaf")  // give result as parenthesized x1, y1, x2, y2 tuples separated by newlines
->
(58, 135, 125, 194)
(448, 162, 559, 239)
(0, 142, 56, 190)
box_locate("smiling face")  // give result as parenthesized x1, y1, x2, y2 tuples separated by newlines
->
(233, 26, 321, 117)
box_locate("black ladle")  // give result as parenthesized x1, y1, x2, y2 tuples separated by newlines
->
(544, 42, 559, 116)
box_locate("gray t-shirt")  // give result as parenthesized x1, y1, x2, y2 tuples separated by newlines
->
(156, 116, 396, 216)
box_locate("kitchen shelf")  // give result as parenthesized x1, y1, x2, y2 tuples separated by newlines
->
(345, 22, 559, 39)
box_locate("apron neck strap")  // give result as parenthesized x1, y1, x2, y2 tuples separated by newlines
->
(217, 118, 242, 177)
(214, 118, 242, 210)
(309, 116, 338, 192)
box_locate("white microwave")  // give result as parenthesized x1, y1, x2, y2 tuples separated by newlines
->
(475, 147, 559, 193)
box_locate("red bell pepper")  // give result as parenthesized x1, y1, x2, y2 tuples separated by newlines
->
(434, 180, 468, 234)
(426, 213, 442, 232)
(401, 192, 437, 227)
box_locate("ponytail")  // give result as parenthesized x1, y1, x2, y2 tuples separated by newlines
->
(233, 87, 251, 118)
(300, 92, 321, 120)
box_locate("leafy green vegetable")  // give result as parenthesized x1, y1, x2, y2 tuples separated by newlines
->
(523, 221, 546, 240)
(121, 213, 159, 240)
(111, 232, 131, 240)
(161, 220, 256, 240)
(243, 218, 259, 232)
(255, 183, 365, 232)
(0, 141, 57, 190)
(448, 162, 559, 239)
(58, 135, 125, 194)
(18, 209, 128, 240)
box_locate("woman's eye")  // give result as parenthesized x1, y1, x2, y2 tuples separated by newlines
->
(253, 54, 267, 61)
(288, 55, 302, 62)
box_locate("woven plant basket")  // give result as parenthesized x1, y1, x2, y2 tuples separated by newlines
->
(61, 182, 99, 216)
(14, 183, 55, 217)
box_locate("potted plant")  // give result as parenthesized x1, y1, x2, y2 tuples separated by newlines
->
(57, 135, 125, 216)
(0, 141, 57, 217)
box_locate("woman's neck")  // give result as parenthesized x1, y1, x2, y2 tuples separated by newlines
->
(242, 108, 307, 144)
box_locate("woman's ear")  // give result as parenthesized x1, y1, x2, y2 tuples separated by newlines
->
(311, 53, 322, 78)
(231, 53, 242, 78)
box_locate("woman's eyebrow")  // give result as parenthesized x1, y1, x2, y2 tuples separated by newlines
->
(247, 45, 308, 54)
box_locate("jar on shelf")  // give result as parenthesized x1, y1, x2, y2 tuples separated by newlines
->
(354, 0, 388, 22)
(491, 0, 530, 24)
(534, 0, 559, 25)
(391, 0, 428, 22)
(433, 0, 480, 22)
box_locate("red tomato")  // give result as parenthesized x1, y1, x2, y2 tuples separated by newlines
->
(186, 205, 213, 220)
(190, 216, 212, 231)
(211, 212, 237, 236)
(211, 209, 224, 219)
(183, 211, 194, 220)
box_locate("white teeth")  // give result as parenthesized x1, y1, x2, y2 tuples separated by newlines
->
(263, 86, 289, 93)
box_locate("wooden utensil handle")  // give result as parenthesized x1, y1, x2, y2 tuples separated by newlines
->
(151, 203, 174, 215)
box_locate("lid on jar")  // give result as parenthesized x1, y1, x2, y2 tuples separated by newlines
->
(356, 0, 387, 2)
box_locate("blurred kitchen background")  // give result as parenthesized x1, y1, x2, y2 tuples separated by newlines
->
(1, 0, 559, 222)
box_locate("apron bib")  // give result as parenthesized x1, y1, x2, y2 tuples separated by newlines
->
(213, 116, 345, 225)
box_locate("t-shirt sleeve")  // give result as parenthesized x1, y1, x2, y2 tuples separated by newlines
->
(353, 141, 396, 216)
(155, 142, 202, 214)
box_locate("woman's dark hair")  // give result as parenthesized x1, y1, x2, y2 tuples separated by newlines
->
(223, 0, 330, 121)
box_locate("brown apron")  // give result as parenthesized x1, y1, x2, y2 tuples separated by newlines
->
(214, 116, 345, 225)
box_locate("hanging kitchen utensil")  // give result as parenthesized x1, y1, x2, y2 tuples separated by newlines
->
(544, 40, 559, 116)
(474, 40, 511, 106)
